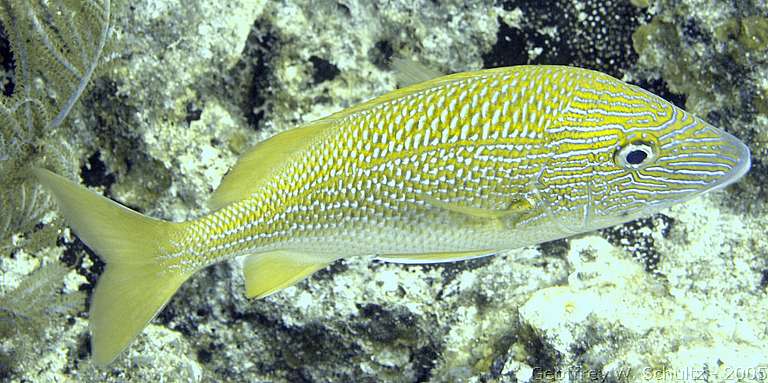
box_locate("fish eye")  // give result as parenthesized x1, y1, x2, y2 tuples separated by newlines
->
(626, 149, 647, 164)
(615, 141, 657, 169)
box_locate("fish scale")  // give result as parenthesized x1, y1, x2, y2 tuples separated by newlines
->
(34, 64, 751, 365)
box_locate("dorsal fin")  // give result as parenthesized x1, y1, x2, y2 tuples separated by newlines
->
(390, 57, 444, 87)
(209, 119, 336, 210)
(325, 66, 519, 121)
(210, 65, 525, 210)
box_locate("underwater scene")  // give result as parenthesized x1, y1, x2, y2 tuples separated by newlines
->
(1, 0, 767, 381)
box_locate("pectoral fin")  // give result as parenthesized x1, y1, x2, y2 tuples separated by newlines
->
(424, 196, 533, 219)
(243, 251, 333, 299)
(377, 250, 496, 264)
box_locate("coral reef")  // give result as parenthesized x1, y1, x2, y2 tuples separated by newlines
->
(0, 0, 114, 250)
(1, 0, 766, 381)
(0, 260, 85, 377)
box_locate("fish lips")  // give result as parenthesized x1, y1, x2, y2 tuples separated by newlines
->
(704, 129, 751, 194)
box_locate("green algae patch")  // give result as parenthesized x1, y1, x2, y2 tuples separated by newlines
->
(739, 16, 768, 51)
(632, 19, 680, 63)
(755, 88, 768, 117)
(228, 131, 250, 155)
(715, 19, 741, 43)
(715, 16, 768, 64)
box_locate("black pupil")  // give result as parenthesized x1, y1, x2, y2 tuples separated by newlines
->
(626, 149, 648, 165)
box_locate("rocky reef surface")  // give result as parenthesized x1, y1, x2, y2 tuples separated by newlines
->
(1, 0, 766, 381)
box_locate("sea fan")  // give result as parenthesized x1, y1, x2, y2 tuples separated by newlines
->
(0, 262, 84, 338)
(0, 0, 113, 133)
(0, 0, 115, 251)
(0, 261, 85, 376)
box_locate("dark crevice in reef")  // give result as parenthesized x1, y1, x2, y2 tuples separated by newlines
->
(354, 303, 418, 343)
(156, 299, 196, 337)
(370, 39, 395, 69)
(195, 345, 213, 364)
(84, 77, 152, 182)
(79, 151, 147, 211)
(0, 24, 15, 97)
(538, 239, 570, 260)
(86, 78, 134, 144)
(412, 344, 440, 382)
(489, 0, 647, 76)
(741, 155, 768, 212)
(217, 299, 438, 381)
(353, 303, 439, 382)
(76, 333, 91, 361)
(157, 266, 228, 339)
(220, 303, 367, 380)
(282, 321, 363, 381)
(760, 269, 768, 290)
(185, 101, 204, 124)
(518, 323, 561, 375)
(600, 214, 675, 274)
(311, 258, 349, 281)
(487, 333, 518, 379)
(80, 151, 116, 190)
(441, 255, 494, 281)
(229, 20, 280, 131)
(57, 235, 103, 307)
(309, 56, 341, 84)
(482, 19, 530, 68)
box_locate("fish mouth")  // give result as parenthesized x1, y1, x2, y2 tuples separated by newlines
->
(705, 129, 751, 193)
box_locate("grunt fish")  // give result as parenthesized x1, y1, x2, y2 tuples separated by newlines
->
(34, 65, 751, 365)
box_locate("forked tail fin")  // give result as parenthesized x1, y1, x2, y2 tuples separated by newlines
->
(33, 168, 193, 366)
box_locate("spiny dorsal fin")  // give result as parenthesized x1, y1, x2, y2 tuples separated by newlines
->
(211, 65, 525, 210)
(209, 119, 336, 210)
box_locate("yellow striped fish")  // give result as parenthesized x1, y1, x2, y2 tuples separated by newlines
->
(34, 65, 750, 366)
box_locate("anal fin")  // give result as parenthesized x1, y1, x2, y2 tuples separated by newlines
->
(243, 251, 334, 299)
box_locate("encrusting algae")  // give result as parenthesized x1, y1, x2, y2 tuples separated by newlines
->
(34, 64, 751, 366)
